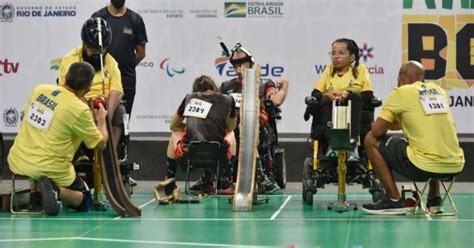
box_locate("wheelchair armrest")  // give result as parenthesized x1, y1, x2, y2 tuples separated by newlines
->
(305, 96, 318, 106)
(371, 97, 382, 108)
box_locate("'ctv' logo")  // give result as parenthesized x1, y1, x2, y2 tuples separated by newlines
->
(0, 58, 19, 76)
(159, 58, 185, 77)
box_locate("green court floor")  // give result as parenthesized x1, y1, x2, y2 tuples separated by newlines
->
(0, 190, 473, 248)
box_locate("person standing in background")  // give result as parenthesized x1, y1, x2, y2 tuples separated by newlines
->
(92, 0, 148, 116)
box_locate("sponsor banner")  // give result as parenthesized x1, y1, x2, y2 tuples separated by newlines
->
(0, 0, 472, 134)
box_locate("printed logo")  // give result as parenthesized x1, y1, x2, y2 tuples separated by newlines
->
(137, 61, 154, 68)
(225, 1, 284, 19)
(402, 15, 473, 88)
(225, 2, 246, 17)
(359, 43, 374, 62)
(214, 56, 229, 76)
(159, 58, 185, 77)
(0, 58, 19, 76)
(0, 3, 77, 21)
(3, 107, 18, 127)
(49, 58, 61, 71)
(0, 2, 14, 22)
(214, 55, 284, 77)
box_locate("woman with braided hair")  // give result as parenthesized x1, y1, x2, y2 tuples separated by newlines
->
(310, 38, 374, 161)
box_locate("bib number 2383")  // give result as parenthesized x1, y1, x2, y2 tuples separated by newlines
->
(183, 98, 212, 119)
(420, 95, 448, 115)
(26, 102, 54, 130)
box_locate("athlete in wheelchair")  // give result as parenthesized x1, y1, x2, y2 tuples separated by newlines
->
(302, 38, 384, 206)
(60, 18, 139, 201)
(219, 43, 290, 194)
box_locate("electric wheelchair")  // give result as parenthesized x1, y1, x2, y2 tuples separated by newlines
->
(302, 93, 385, 206)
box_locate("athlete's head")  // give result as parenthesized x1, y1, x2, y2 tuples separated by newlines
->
(397, 61, 425, 87)
(65, 62, 95, 94)
(192, 75, 218, 93)
(229, 43, 254, 79)
(81, 17, 112, 71)
(330, 38, 360, 79)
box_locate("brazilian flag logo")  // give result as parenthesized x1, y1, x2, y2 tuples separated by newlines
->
(225, 2, 246, 18)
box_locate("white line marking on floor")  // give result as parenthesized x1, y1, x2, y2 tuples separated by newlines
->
(270, 196, 292, 220)
(138, 198, 156, 209)
(0, 237, 77, 242)
(114, 198, 156, 220)
(1, 217, 472, 222)
(0, 237, 281, 247)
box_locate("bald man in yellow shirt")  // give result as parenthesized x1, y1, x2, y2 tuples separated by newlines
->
(361, 61, 464, 215)
(9, 62, 109, 216)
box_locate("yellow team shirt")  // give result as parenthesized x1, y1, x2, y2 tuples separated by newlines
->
(314, 64, 373, 93)
(8, 85, 103, 186)
(58, 47, 123, 100)
(379, 81, 464, 174)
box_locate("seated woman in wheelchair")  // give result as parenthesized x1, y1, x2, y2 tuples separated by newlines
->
(307, 38, 375, 162)
(162, 75, 237, 196)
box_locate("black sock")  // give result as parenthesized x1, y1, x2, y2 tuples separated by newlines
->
(166, 157, 177, 179)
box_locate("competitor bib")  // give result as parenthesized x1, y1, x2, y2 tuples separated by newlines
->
(26, 102, 54, 130)
(230, 93, 243, 108)
(420, 95, 448, 115)
(183, 98, 212, 119)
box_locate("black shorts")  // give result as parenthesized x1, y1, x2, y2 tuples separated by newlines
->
(67, 175, 89, 193)
(379, 135, 457, 181)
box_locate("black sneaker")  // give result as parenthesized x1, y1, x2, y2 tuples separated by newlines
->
(28, 191, 42, 211)
(190, 178, 215, 194)
(361, 195, 408, 215)
(38, 176, 60, 216)
(427, 196, 443, 214)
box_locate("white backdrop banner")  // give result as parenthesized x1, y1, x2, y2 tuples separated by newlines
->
(1, 0, 473, 134)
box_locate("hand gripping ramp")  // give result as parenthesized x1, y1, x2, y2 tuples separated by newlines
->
(233, 68, 259, 211)
(100, 116, 141, 217)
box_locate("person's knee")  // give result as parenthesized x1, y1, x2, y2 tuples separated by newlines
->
(112, 104, 126, 126)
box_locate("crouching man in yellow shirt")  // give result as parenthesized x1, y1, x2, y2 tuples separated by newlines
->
(8, 62, 109, 216)
(362, 61, 464, 215)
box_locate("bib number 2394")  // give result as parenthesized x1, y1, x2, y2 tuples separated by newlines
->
(26, 102, 54, 130)
(183, 98, 212, 119)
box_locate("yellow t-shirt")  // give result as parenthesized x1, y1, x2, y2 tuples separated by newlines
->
(58, 47, 123, 100)
(8, 84, 103, 186)
(379, 81, 464, 173)
(314, 64, 373, 93)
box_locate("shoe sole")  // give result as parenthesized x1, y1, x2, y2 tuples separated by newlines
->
(428, 206, 444, 214)
(361, 206, 408, 215)
(38, 177, 59, 216)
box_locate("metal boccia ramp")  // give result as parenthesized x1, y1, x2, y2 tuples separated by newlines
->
(0, 180, 473, 248)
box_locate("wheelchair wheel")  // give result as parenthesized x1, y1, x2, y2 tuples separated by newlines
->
(304, 190, 314, 206)
(274, 148, 287, 189)
(302, 158, 316, 205)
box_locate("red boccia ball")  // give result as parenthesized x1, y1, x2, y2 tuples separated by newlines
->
(93, 97, 106, 109)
